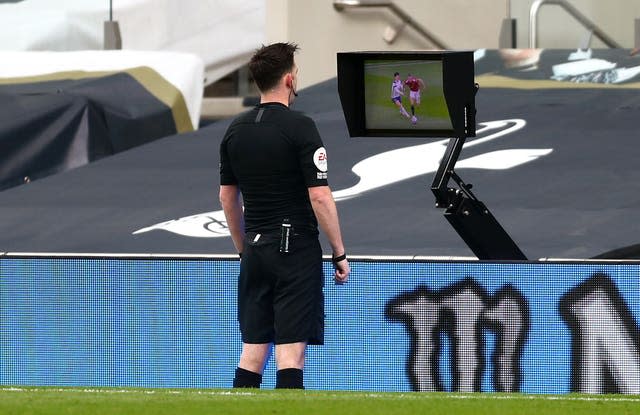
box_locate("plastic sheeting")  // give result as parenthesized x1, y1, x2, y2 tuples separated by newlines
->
(0, 50, 205, 129)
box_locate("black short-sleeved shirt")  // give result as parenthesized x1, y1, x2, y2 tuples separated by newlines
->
(219, 102, 329, 235)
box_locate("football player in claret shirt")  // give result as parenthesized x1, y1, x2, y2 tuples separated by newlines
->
(404, 73, 425, 121)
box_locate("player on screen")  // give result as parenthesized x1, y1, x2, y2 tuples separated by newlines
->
(405, 73, 425, 123)
(390, 72, 412, 121)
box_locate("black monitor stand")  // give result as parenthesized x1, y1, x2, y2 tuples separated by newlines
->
(430, 134, 527, 260)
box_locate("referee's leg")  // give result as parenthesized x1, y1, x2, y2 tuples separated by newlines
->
(233, 343, 271, 388)
(275, 342, 306, 389)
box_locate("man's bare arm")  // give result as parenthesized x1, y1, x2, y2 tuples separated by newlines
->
(308, 185, 350, 283)
(219, 184, 245, 255)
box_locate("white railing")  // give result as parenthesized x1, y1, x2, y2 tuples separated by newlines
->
(333, 0, 448, 49)
(529, 0, 622, 48)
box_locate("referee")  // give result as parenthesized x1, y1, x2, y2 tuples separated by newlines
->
(219, 42, 350, 389)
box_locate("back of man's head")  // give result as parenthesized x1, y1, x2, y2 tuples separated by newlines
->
(249, 42, 299, 93)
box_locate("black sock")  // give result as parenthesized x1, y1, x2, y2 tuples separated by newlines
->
(276, 368, 304, 389)
(233, 367, 262, 388)
(411, 106, 415, 115)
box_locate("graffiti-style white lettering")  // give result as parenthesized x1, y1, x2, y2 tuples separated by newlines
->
(560, 274, 640, 394)
(386, 278, 529, 392)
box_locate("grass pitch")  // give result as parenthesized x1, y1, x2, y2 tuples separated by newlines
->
(2, 387, 640, 415)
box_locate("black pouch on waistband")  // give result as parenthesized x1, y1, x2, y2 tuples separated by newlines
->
(279, 219, 292, 254)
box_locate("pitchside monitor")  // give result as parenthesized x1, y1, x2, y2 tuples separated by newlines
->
(337, 51, 476, 138)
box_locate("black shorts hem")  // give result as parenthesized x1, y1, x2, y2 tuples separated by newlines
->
(274, 336, 324, 346)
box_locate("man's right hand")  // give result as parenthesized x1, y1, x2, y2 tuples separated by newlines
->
(333, 258, 350, 285)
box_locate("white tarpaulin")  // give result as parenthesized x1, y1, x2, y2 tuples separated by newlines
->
(0, 0, 265, 85)
(0, 50, 205, 129)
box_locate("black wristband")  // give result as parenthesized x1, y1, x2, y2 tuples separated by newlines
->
(238, 252, 242, 258)
(332, 253, 347, 264)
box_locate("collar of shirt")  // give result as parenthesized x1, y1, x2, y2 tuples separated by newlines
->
(257, 102, 289, 110)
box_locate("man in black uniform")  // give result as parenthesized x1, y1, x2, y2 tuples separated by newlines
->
(219, 42, 350, 389)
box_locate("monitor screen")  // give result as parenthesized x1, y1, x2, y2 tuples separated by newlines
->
(363, 59, 452, 132)
(337, 51, 476, 138)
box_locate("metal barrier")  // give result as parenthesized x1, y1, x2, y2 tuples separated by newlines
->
(333, 0, 448, 49)
(529, 0, 622, 48)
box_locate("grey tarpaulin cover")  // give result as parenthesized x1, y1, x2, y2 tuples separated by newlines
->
(0, 66, 194, 190)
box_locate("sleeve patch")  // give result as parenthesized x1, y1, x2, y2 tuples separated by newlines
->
(313, 147, 328, 172)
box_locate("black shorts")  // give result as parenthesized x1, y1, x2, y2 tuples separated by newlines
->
(238, 231, 324, 345)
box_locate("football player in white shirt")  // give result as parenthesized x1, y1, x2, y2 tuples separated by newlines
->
(390, 72, 411, 120)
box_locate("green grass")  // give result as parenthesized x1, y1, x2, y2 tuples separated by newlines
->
(2, 387, 640, 415)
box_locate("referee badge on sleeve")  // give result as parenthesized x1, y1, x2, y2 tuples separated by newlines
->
(313, 147, 328, 179)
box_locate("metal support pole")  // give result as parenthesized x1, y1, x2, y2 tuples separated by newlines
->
(104, 0, 122, 50)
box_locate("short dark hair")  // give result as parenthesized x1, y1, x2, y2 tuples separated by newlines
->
(393, 72, 399, 77)
(248, 42, 299, 92)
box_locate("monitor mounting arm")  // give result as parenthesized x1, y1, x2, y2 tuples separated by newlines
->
(430, 92, 527, 260)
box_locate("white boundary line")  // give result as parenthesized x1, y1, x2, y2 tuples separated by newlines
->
(364, 60, 440, 70)
(2, 252, 234, 259)
(1, 387, 640, 402)
(4, 253, 640, 264)
(1, 252, 479, 261)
